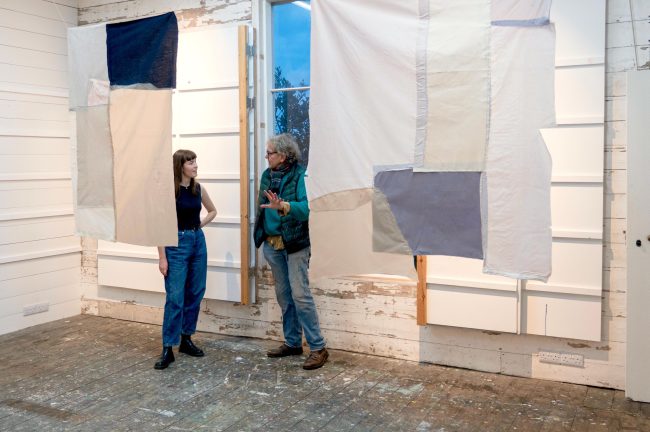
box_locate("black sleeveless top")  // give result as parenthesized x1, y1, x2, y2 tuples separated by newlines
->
(176, 184, 201, 230)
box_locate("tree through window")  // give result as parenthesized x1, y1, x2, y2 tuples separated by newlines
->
(271, 0, 311, 166)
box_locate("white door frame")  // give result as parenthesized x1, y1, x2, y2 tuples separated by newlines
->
(625, 70, 650, 403)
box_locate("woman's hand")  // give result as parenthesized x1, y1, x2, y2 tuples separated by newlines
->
(159, 257, 168, 277)
(260, 190, 284, 210)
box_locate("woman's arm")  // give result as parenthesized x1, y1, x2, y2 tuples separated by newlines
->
(200, 187, 217, 228)
(157, 246, 168, 276)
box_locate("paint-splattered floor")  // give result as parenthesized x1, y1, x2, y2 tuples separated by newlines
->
(0, 315, 648, 431)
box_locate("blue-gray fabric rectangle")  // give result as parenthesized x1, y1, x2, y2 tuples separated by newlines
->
(374, 169, 483, 259)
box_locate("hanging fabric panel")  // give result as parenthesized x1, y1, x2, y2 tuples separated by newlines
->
(482, 23, 556, 281)
(415, 0, 491, 172)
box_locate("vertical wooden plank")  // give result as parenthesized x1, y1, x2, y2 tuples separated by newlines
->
(238, 26, 250, 305)
(416, 256, 427, 325)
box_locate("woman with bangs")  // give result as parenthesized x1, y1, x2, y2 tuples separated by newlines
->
(154, 149, 217, 370)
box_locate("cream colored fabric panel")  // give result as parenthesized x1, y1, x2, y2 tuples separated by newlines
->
(417, 0, 490, 171)
(307, 0, 418, 202)
(310, 190, 416, 280)
(482, 24, 555, 281)
(109, 89, 177, 247)
(67, 23, 108, 110)
(74, 105, 115, 240)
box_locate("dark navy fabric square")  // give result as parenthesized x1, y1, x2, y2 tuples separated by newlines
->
(106, 12, 178, 88)
(374, 169, 483, 259)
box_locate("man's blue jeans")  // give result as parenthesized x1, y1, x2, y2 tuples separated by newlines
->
(162, 229, 207, 346)
(263, 242, 326, 350)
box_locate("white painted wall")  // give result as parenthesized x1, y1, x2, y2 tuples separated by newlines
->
(77, 0, 648, 394)
(0, 0, 81, 335)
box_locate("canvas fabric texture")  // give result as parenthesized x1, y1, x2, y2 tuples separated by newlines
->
(415, 0, 491, 172)
(309, 190, 417, 280)
(106, 12, 178, 89)
(491, 0, 552, 23)
(307, 0, 418, 204)
(482, 23, 556, 281)
(68, 12, 179, 247)
(67, 23, 109, 110)
(374, 169, 483, 258)
(74, 105, 115, 240)
(109, 89, 178, 247)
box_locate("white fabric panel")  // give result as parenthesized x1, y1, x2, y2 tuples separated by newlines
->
(307, 0, 418, 203)
(67, 23, 108, 110)
(491, 0, 552, 22)
(482, 24, 555, 282)
(416, 0, 490, 171)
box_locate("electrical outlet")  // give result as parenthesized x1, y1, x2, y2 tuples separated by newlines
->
(538, 350, 584, 367)
(539, 350, 562, 364)
(559, 353, 584, 367)
(23, 302, 49, 316)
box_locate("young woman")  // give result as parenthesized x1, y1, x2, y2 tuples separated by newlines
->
(155, 149, 217, 370)
(253, 134, 328, 370)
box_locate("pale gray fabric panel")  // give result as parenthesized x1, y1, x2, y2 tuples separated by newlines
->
(372, 190, 413, 255)
(374, 169, 483, 259)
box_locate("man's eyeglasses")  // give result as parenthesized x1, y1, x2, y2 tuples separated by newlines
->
(265, 151, 278, 157)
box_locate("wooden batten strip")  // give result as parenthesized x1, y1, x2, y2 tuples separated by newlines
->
(238, 26, 250, 305)
(416, 255, 427, 325)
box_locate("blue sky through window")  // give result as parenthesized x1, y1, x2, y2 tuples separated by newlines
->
(272, 1, 311, 88)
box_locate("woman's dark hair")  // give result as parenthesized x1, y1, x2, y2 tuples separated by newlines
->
(173, 149, 199, 197)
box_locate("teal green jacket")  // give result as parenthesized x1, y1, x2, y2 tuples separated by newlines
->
(254, 163, 310, 253)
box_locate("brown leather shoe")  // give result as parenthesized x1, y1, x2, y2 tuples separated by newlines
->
(267, 343, 303, 358)
(303, 348, 329, 370)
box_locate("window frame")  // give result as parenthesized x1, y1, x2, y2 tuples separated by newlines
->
(254, 0, 311, 164)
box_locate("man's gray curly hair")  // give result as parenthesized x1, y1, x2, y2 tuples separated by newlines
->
(268, 133, 301, 164)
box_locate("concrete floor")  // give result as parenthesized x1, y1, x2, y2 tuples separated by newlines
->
(0, 315, 648, 431)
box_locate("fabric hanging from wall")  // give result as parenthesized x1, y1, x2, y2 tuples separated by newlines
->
(307, 0, 420, 278)
(67, 23, 108, 110)
(374, 169, 483, 258)
(307, 0, 418, 204)
(482, 23, 555, 282)
(68, 12, 178, 247)
(309, 0, 555, 280)
(415, 0, 491, 172)
(491, 0, 552, 23)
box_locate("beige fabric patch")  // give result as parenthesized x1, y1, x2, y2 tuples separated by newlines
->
(309, 189, 416, 280)
(109, 88, 177, 247)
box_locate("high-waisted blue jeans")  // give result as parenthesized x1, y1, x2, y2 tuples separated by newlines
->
(263, 242, 326, 351)
(162, 229, 207, 346)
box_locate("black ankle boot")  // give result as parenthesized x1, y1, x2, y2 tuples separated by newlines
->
(179, 334, 204, 357)
(154, 346, 175, 370)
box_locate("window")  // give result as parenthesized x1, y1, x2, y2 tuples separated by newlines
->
(270, 0, 311, 165)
